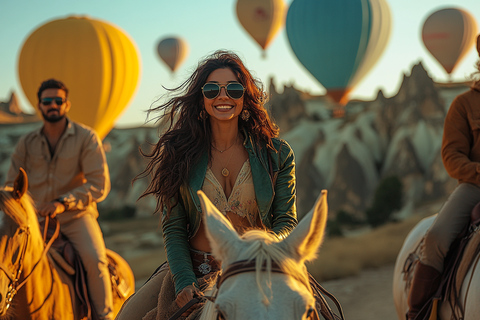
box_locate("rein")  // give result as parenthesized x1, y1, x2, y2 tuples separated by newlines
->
(168, 260, 284, 320)
(0, 215, 60, 312)
(216, 259, 284, 290)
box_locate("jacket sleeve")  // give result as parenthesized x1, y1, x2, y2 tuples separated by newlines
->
(161, 192, 198, 296)
(5, 136, 27, 187)
(441, 94, 480, 184)
(270, 140, 298, 239)
(57, 131, 110, 210)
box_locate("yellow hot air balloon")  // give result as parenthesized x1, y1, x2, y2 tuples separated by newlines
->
(236, 0, 287, 54)
(422, 8, 478, 76)
(157, 37, 189, 73)
(18, 16, 141, 139)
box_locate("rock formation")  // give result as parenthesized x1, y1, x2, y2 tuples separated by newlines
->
(0, 62, 471, 221)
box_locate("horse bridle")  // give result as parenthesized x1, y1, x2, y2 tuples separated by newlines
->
(0, 215, 60, 312)
(168, 259, 322, 320)
(0, 226, 29, 312)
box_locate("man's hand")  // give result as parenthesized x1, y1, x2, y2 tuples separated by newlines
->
(37, 201, 66, 218)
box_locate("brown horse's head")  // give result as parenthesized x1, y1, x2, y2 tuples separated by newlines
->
(0, 168, 39, 317)
(0, 169, 135, 319)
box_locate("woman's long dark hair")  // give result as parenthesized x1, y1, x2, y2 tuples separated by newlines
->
(137, 50, 279, 215)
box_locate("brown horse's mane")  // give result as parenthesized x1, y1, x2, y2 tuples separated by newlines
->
(0, 189, 32, 227)
(0, 189, 43, 255)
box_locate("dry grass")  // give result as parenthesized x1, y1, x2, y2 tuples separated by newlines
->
(308, 211, 432, 281)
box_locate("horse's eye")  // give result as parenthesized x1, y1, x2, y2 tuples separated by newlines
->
(306, 306, 315, 319)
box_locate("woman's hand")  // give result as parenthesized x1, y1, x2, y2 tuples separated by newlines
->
(175, 284, 201, 316)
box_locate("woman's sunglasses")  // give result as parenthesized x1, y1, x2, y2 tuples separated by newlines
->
(40, 97, 66, 106)
(202, 82, 245, 100)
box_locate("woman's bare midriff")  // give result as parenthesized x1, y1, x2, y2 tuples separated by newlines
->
(189, 211, 255, 252)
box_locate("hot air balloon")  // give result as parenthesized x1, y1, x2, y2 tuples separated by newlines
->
(156, 37, 189, 73)
(18, 16, 140, 139)
(236, 0, 287, 55)
(477, 34, 480, 56)
(286, 0, 391, 105)
(422, 8, 478, 76)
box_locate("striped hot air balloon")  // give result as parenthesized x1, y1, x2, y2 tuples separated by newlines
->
(422, 7, 478, 76)
(236, 0, 287, 56)
(286, 0, 391, 105)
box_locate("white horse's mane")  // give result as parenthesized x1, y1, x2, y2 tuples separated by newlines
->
(240, 229, 311, 295)
(199, 229, 311, 320)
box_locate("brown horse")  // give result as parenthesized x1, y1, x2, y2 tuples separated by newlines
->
(0, 169, 135, 320)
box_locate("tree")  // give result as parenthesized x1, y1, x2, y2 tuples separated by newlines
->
(366, 176, 403, 227)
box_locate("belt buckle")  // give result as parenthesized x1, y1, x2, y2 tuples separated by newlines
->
(198, 253, 212, 275)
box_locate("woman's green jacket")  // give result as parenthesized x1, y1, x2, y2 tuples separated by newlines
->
(161, 133, 297, 295)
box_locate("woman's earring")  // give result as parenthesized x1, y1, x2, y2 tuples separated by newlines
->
(241, 109, 250, 121)
(199, 109, 208, 121)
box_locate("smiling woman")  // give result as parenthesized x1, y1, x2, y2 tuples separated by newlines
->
(115, 50, 298, 320)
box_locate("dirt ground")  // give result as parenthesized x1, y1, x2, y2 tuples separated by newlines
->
(102, 217, 400, 320)
(321, 264, 398, 320)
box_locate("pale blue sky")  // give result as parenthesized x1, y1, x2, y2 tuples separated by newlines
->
(1, 0, 480, 128)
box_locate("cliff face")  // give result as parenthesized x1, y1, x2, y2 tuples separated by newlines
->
(0, 92, 39, 123)
(0, 63, 471, 219)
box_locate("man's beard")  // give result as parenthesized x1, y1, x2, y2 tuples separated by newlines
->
(41, 111, 65, 123)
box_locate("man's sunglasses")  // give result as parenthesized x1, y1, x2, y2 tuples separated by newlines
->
(201, 82, 245, 100)
(41, 97, 66, 106)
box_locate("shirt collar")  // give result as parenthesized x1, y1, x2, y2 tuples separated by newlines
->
(33, 117, 75, 138)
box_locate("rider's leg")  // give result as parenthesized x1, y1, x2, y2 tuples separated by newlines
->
(407, 182, 480, 320)
(115, 266, 168, 320)
(406, 262, 441, 320)
(61, 214, 113, 320)
(422, 183, 480, 272)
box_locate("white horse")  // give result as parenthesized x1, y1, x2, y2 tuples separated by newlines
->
(196, 189, 330, 320)
(393, 215, 480, 320)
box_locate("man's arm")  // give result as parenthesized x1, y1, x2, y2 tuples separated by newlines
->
(5, 136, 27, 187)
(56, 130, 111, 211)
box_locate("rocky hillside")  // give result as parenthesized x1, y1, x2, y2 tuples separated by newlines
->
(272, 62, 469, 219)
(0, 62, 471, 220)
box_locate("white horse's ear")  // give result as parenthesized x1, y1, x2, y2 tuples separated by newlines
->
(280, 190, 328, 263)
(13, 167, 28, 200)
(197, 190, 241, 261)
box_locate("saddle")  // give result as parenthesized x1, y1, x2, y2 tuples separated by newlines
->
(441, 204, 480, 320)
(39, 217, 128, 320)
(403, 204, 480, 320)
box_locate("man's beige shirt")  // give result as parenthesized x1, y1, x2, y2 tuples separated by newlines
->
(6, 119, 110, 223)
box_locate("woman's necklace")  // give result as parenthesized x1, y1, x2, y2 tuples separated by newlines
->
(212, 139, 236, 153)
(213, 136, 238, 177)
(220, 149, 235, 177)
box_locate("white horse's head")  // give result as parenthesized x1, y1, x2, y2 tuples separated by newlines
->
(198, 190, 328, 320)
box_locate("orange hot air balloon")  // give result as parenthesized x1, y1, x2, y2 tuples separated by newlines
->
(422, 8, 478, 75)
(18, 16, 141, 139)
(156, 37, 189, 72)
(236, 0, 287, 54)
(477, 34, 480, 56)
